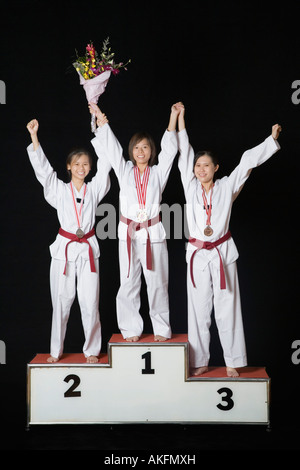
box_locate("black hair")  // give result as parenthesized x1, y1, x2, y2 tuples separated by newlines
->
(66, 149, 93, 179)
(128, 132, 157, 167)
(193, 150, 219, 168)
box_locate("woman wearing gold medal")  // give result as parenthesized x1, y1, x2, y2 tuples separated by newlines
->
(177, 104, 281, 377)
(90, 102, 181, 342)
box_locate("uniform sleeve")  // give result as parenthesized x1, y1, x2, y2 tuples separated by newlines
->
(27, 143, 61, 208)
(89, 136, 111, 204)
(156, 129, 178, 191)
(177, 128, 197, 195)
(91, 123, 126, 183)
(228, 135, 281, 200)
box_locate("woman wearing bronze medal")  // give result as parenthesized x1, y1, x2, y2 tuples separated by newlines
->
(177, 104, 281, 377)
(90, 102, 181, 343)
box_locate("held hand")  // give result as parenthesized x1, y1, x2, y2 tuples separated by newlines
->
(26, 119, 39, 135)
(89, 102, 103, 119)
(168, 101, 184, 131)
(171, 101, 184, 116)
(272, 123, 282, 140)
(97, 113, 109, 127)
(89, 103, 108, 128)
(177, 102, 185, 131)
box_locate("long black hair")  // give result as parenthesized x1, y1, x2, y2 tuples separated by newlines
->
(193, 150, 219, 168)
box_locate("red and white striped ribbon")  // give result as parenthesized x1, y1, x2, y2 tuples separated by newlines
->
(134, 166, 150, 208)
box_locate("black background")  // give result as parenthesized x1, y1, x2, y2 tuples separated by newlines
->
(0, 0, 299, 454)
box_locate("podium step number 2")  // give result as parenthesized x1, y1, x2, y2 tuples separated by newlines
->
(27, 334, 270, 427)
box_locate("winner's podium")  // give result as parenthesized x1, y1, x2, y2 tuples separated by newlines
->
(27, 334, 270, 427)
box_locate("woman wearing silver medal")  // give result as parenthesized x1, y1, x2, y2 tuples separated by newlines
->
(90, 102, 181, 342)
(26, 116, 111, 363)
(177, 104, 281, 377)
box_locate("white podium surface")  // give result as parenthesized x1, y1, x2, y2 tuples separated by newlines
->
(27, 334, 270, 426)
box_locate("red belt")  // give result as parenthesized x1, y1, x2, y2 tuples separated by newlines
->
(189, 231, 231, 289)
(120, 214, 161, 277)
(58, 228, 96, 275)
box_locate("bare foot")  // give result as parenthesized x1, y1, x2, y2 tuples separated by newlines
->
(86, 355, 98, 363)
(154, 335, 168, 342)
(226, 367, 239, 377)
(47, 355, 59, 363)
(125, 336, 140, 342)
(191, 366, 209, 376)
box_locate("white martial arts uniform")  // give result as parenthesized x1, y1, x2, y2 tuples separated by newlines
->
(178, 129, 280, 368)
(27, 142, 111, 358)
(91, 124, 178, 339)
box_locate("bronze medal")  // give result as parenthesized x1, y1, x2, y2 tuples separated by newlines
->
(204, 225, 213, 236)
(202, 185, 214, 237)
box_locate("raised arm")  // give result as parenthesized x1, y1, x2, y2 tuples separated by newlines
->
(177, 105, 196, 194)
(156, 103, 181, 189)
(26, 119, 60, 208)
(26, 119, 40, 150)
(167, 102, 182, 131)
(177, 102, 185, 131)
(89, 103, 126, 181)
(228, 124, 282, 199)
(272, 123, 282, 140)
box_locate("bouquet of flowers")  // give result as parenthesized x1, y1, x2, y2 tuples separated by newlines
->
(73, 37, 130, 131)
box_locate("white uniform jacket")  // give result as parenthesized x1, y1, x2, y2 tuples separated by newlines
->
(91, 123, 178, 243)
(27, 143, 111, 262)
(178, 129, 280, 271)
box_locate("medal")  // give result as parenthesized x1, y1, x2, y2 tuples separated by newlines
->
(204, 226, 213, 236)
(76, 228, 85, 238)
(137, 208, 148, 223)
(134, 166, 150, 222)
(202, 184, 214, 237)
(70, 182, 87, 236)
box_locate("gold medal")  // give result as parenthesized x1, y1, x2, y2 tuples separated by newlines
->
(137, 208, 148, 223)
(134, 166, 150, 224)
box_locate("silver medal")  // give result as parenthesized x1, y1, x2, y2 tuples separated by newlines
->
(76, 228, 85, 238)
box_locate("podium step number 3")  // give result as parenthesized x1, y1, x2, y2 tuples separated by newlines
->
(27, 334, 270, 427)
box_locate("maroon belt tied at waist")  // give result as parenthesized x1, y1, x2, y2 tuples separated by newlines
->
(189, 231, 231, 289)
(120, 213, 161, 277)
(58, 227, 96, 275)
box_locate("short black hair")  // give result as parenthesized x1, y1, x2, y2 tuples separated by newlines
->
(128, 132, 157, 167)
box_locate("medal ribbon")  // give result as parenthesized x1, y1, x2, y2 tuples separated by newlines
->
(201, 184, 213, 226)
(134, 166, 150, 209)
(70, 182, 87, 229)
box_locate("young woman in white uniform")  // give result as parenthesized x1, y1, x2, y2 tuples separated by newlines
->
(27, 116, 110, 362)
(90, 103, 181, 342)
(177, 105, 281, 376)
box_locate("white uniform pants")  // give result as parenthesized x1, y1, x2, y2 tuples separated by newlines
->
(117, 239, 171, 339)
(49, 257, 101, 358)
(187, 256, 247, 368)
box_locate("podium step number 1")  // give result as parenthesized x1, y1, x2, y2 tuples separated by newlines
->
(27, 334, 270, 427)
